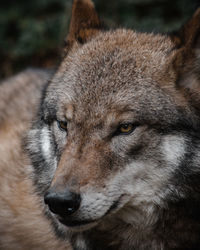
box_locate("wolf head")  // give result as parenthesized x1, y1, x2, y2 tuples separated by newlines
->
(27, 0, 200, 236)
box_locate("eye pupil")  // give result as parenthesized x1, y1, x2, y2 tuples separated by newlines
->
(118, 123, 135, 134)
(122, 124, 129, 129)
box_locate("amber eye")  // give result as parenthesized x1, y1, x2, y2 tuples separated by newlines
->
(118, 123, 135, 135)
(57, 120, 68, 131)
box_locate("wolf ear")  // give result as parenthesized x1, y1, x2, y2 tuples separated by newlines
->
(171, 8, 200, 90)
(171, 8, 200, 49)
(64, 0, 102, 51)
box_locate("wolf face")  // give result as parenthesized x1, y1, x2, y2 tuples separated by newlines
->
(27, 0, 200, 248)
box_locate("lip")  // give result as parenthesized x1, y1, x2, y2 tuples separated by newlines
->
(59, 218, 97, 227)
(105, 197, 121, 216)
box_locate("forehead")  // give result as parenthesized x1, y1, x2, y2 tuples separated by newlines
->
(47, 29, 183, 125)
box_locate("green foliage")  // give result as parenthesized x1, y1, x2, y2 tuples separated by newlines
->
(0, 0, 198, 79)
(0, 0, 70, 79)
(95, 0, 198, 32)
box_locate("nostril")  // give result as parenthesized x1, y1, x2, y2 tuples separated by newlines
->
(44, 190, 81, 217)
(44, 192, 60, 214)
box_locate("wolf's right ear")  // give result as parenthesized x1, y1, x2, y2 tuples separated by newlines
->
(64, 0, 102, 52)
(171, 8, 200, 49)
(170, 8, 200, 91)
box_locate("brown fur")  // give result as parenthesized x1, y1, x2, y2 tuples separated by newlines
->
(51, 25, 197, 190)
(42, 2, 200, 249)
(1, 0, 200, 249)
(0, 70, 71, 249)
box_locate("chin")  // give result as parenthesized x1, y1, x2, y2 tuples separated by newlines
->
(48, 210, 100, 234)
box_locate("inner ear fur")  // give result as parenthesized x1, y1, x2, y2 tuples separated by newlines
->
(65, 0, 103, 52)
(170, 8, 200, 90)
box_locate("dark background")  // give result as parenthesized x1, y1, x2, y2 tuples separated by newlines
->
(0, 0, 199, 80)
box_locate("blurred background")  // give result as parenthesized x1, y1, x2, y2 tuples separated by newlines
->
(0, 0, 199, 80)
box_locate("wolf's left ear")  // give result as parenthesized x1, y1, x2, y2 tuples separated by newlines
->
(171, 8, 200, 90)
(64, 0, 102, 52)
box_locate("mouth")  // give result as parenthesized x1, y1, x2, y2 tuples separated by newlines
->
(105, 197, 121, 215)
(59, 218, 97, 227)
(58, 217, 99, 232)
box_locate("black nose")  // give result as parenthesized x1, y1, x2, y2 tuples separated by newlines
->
(44, 189, 81, 217)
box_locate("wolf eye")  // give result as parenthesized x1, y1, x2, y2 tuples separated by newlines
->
(117, 123, 136, 135)
(57, 120, 68, 132)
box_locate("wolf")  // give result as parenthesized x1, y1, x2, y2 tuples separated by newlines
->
(24, 0, 200, 249)
(1, 0, 200, 249)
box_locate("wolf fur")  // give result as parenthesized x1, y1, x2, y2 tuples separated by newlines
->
(1, 0, 200, 249)
(0, 70, 70, 249)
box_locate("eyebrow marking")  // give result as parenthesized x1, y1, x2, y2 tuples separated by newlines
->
(65, 104, 74, 120)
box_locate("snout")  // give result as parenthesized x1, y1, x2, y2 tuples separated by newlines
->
(44, 189, 81, 217)
(44, 182, 127, 231)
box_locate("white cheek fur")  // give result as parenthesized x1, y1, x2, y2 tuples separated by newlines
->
(161, 135, 185, 167)
(40, 126, 57, 171)
(41, 126, 51, 161)
(76, 135, 186, 224)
